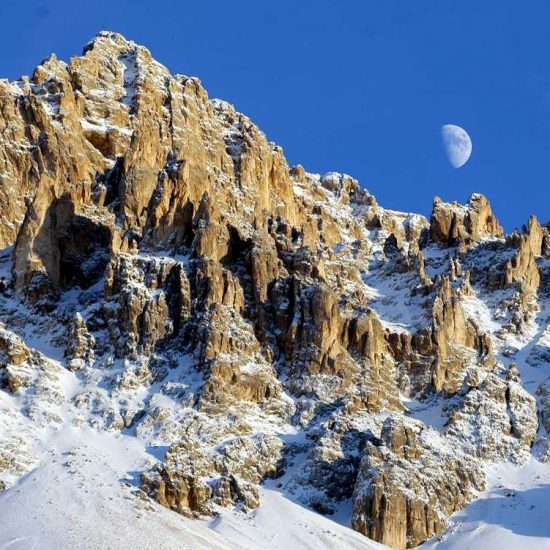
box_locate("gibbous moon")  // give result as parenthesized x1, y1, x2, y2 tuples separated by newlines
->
(441, 124, 472, 168)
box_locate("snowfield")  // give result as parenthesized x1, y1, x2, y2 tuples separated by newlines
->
(0, 425, 381, 550)
(422, 459, 550, 549)
(0, 427, 238, 550)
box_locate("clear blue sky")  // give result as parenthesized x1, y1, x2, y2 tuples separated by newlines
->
(1, 1, 549, 231)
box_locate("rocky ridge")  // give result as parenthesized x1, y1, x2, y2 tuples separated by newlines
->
(0, 32, 549, 549)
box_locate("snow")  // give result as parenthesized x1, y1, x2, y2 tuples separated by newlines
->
(461, 293, 502, 334)
(0, 118, 549, 548)
(80, 118, 133, 137)
(207, 487, 383, 550)
(0, 426, 238, 550)
(504, 298, 550, 392)
(422, 244, 453, 279)
(420, 459, 550, 549)
(3, 221, 550, 550)
(119, 52, 138, 108)
(403, 396, 449, 432)
(0, 248, 12, 286)
(363, 267, 428, 333)
(206, 424, 384, 550)
(0, 281, 384, 549)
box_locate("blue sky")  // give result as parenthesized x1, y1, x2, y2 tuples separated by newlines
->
(0, 1, 549, 231)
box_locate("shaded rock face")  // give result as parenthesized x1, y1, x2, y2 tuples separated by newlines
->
(64, 312, 95, 371)
(103, 254, 190, 357)
(0, 32, 547, 550)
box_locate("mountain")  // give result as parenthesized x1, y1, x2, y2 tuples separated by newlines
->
(0, 31, 549, 550)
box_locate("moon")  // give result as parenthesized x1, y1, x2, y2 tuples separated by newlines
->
(441, 124, 472, 168)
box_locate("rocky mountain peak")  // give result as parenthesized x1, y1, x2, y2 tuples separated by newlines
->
(84, 30, 140, 52)
(0, 33, 549, 550)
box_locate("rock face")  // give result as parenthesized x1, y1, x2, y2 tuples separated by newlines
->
(430, 194, 503, 246)
(141, 434, 284, 516)
(430, 276, 489, 393)
(352, 416, 485, 550)
(65, 313, 95, 371)
(103, 254, 190, 356)
(504, 216, 544, 292)
(0, 32, 547, 550)
(446, 364, 538, 464)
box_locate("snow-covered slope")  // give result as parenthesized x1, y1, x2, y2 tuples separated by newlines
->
(0, 426, 381, 550)
(422, 460, 550, 549)
(0, 427, 238, 550)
